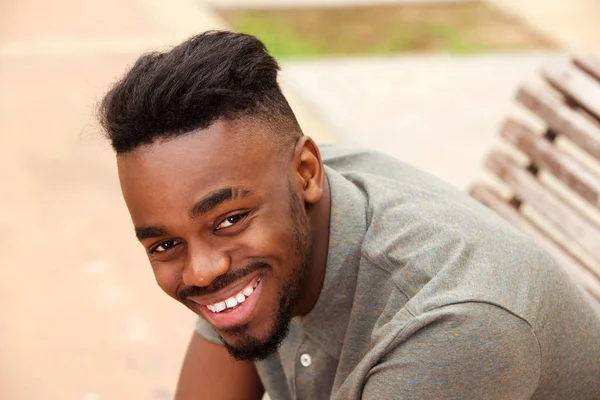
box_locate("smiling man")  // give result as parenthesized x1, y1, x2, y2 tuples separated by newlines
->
(100, 31, 600, 400)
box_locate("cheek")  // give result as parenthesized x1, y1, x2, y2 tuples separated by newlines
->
(240, 217, 296, 257)
(151, 263, 181, 300)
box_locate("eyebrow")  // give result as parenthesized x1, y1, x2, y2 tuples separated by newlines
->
(189, 186, 252, 219)
(134, 187, 253, 241)
(135, 225, 167, 241)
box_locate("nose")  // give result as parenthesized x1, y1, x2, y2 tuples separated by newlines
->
(182, 241, 230, 288)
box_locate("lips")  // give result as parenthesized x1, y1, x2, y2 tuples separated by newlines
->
(192, 274, 265, 330)
(206, 276, 261, 312)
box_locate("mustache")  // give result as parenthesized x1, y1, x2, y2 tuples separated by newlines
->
(177, 261, 271, 300)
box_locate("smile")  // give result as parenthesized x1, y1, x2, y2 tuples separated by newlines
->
(194, 274, 266, 330)
(206, 276, 262, 313)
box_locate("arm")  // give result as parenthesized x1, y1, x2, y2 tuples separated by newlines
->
(175, 332, 265, 400)
(362, 303, 541, 400)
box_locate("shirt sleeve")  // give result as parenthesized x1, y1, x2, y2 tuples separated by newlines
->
(195, 317, 224, 345)
(361, 302, 541, 400)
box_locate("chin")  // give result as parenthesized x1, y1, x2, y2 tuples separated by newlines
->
(222, 308, 292, 362)
(223, 327, 289, 362)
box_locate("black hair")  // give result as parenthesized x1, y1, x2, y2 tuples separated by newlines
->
(99, 30, 302, 154)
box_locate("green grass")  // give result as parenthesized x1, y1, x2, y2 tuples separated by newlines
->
(230, 12, 328, 57)
(221, 4, 553, 58)
(229, 12, 487, 58)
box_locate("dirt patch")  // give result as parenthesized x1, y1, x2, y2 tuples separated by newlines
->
(219, 3, 555, 57)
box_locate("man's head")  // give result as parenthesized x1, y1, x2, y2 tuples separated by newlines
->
(100, 31, 328, 361)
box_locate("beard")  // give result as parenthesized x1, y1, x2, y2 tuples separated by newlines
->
(222, 181, 312, 362)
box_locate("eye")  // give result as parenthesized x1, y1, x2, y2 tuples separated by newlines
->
(216, 212, 249, 230)
(150, 239, 181, 254)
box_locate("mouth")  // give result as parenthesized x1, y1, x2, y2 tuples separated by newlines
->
(194, 274, 265, 331)
(206, 275, 262, 313)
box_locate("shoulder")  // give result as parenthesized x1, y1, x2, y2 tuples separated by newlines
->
(335, 301, 542, 399)
(361, 302, 541, 400)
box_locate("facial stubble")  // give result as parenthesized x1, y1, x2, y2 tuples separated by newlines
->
(222, 182, 312, 361)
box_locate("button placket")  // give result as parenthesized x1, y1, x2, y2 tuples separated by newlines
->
(294, 337, 315, 399)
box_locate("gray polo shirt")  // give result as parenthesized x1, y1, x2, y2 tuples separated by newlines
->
(196, 145, 600, 399)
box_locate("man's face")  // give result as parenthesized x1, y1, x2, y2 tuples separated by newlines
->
(117, 120, 312, 361)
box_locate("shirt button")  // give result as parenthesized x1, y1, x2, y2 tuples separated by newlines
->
(300, 353, 312, 367)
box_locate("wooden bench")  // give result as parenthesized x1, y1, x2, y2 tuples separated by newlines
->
(469, 56, 600, 302)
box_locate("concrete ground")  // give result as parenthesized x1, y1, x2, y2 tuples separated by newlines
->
(1, 0, 598, 399)
(486, 0, 600, 57)
(0, 1, 329, 399)
(282, 52, 559, 189)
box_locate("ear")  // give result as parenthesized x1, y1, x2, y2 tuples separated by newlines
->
(292, 136, 324, 205)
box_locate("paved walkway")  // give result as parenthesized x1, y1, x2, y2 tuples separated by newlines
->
(283, 52, 559, 189)
(0, 1, 328, 399)
(485, 0, 600, 56)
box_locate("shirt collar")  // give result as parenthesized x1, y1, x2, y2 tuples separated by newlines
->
(292, 166, 367, 359)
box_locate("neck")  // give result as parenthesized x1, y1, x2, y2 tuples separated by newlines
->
(294, 176, 331, 317)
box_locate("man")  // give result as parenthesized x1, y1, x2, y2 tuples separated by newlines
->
(100, 31, 600, 399)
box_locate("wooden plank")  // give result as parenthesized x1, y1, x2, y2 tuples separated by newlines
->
(574, 56, 600, 82)
(485, 151, 600, 264)
(543, 59, 600, 122)
(516, 85, 600, 161)
(470, 183, 600, 301)
(500, 119, 600, 208)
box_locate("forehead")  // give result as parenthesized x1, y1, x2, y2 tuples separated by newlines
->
(117, 120, 287, 220)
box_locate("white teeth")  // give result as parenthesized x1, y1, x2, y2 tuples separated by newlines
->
(206, 278, 261, 313)
(225, 297, 238, 308)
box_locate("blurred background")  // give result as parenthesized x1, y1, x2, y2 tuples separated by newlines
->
(1, 0, 598, 399)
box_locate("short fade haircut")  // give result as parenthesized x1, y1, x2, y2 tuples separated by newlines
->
(99, 30, 302, 154)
